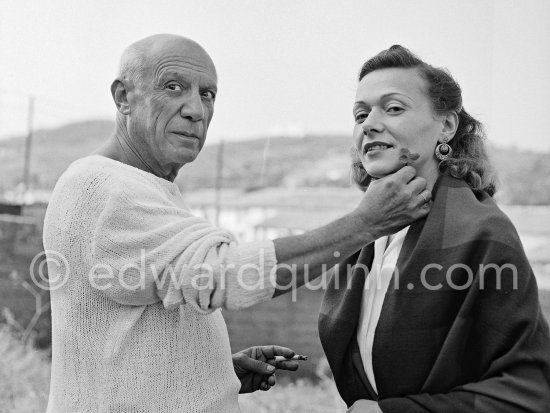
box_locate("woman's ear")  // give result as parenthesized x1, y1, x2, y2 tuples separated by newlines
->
(441, 111, 459, 142)
(111, 79, 131, 115)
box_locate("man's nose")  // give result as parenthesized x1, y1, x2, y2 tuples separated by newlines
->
(180, 90, 204, 122)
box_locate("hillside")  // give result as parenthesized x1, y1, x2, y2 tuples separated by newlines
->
(0, 120, 549, 204)
(0, 120, 113, 193)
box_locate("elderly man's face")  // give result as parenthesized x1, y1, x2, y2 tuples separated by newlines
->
(128, 39, 217, 167)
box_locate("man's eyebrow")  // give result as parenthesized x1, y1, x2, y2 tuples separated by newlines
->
(155, 71, 218, 92)
(200, 79, 217, 92)
(156, 71, 187, 83)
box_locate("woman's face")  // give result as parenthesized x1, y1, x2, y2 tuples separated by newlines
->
(353, 67, 446, 183)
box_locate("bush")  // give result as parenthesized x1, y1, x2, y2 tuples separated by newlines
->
(0, 327, 50, 413)
(239, 378, 347, 413)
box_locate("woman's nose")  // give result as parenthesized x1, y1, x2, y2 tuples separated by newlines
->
(361, 108, 383, 134)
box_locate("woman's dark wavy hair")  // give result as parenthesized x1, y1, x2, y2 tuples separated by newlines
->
(351, 45, 496, 196)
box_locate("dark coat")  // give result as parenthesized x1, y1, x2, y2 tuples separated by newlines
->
(319, 175, 550, 412)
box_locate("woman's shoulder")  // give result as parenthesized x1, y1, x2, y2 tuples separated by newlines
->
(430, 175, 522, 250)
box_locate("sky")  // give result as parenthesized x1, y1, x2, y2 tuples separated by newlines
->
(0, 0, 549, 151)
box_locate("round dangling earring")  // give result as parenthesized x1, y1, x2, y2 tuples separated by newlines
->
(435, 137, 452, 161)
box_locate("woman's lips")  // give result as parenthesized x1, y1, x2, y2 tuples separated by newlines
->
(366, 145, 391, 154)
(363, 141, 394, 155)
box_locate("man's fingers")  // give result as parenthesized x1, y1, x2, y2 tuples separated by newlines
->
(260, 345, 300, 371)
(274, 360, 299, 371)
(416, 189, 432, 206)
(407, 176, 428, 196)
(239, 354, 276, 375)
(261, 345, 295, 360)
(392, 165, 417, 183)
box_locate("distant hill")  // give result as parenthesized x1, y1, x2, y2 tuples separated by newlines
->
(0, 120, 114, 193)
(0, 119, 549, 204)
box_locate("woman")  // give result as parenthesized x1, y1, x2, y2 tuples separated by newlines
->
(319, 45, 550, 413)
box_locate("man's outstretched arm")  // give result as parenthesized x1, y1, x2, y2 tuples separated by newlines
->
(89, 166, 429, 311)
(273, 165, 430, 296)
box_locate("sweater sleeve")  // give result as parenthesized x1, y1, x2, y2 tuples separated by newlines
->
(89, 179, 276, 312)
(378, 242, 550, 413)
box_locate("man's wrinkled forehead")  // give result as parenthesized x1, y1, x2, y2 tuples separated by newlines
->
(146, 38, 217, 82)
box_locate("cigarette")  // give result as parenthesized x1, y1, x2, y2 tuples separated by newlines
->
(273, 355, 308, 362)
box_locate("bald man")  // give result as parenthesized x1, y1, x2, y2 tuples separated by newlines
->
(43, 34, 431, 412)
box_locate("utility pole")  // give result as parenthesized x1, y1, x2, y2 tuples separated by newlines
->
(214, 139, 225, 226)
(259, 136, 271, 187)
(21, 95, 35, 199)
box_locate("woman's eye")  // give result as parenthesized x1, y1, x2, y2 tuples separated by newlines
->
(387, 106, 404, 113)
(165, 82, 183, 91)
(354, 113, 368, 123)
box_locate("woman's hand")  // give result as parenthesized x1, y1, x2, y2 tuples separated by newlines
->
(347, 399, 383, 413)
(232, 345, 299, 393)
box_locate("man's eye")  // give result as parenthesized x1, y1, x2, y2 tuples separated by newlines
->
(201, 90, 216, 100)
(165, 82, 183, 91)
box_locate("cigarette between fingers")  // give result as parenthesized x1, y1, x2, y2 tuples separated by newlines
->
(273, 355, 308, 362)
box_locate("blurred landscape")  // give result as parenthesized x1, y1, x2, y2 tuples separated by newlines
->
(1, 120, 550, 204)
(1, 120, 549, 412)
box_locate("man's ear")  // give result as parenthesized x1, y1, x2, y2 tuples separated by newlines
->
(441, 111, 459, 142)
(111, 79, 131, 115)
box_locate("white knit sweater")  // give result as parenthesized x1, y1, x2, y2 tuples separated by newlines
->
(43, 155, 277, 413)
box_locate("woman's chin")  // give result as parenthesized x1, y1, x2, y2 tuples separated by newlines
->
(365, 164, 401, 179)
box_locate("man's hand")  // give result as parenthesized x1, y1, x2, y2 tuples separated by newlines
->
(347, 399, 383, 413)
(233, 345, 299, 393)
(272, 166, 430, 297)
(352, 165, 431, 240)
